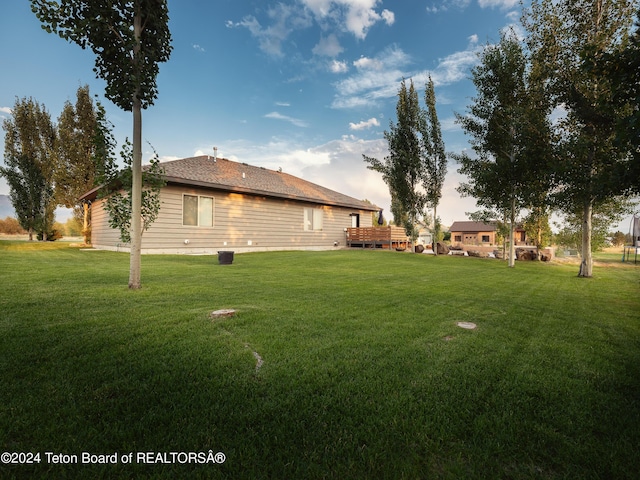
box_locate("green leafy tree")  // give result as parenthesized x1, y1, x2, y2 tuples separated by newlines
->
(55, 86, 102, 224)
(32, 0, 172, 289)
(605, 8, 640, 193)
(423, 76, 448, 255)
(455, 31, 552, 267)
(100, 140, 165, 244)
(62, 217, 83, 237)
(0, 155, 52, 241)
(610, 230, 627, 246)
(554, 198, 634, 252)
(1, 97, 56, 240)
(364, 79, 427, 244)
(523, 207, 552, 252)
(523, 0, 636, 277)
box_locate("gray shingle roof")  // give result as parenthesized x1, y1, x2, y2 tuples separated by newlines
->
(158, 156, 378, 211)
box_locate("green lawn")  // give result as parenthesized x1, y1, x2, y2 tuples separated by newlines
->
(1, 242, 639, 479)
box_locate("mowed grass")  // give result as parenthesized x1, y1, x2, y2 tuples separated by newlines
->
(1, 241, 639, 479)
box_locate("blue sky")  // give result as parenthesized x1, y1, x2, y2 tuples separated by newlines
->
(2, 0, 535, 227)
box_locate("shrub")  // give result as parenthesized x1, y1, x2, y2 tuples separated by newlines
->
(0, 217, 26, 234)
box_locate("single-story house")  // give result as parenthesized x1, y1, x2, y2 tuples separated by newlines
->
(82, 155, 379, 254)
(450, 220, 529, 247)
(450, 221, 498, 246)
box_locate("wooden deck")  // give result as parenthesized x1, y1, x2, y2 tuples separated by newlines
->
(346, 227, 410, 250)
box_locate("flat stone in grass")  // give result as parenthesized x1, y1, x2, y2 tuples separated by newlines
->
(210, 309, 236, 319)
(457, 321, 477, 329)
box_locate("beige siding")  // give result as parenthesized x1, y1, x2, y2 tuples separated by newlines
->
(450, 230, 496, 246)
(91, 199, 127, 250)
(90, 185, 374, 253)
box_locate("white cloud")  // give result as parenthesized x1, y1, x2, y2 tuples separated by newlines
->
(381, 9, 395, 25)
(343, 2, 391, 39)
(478, 0, 519, 9)
(426, 0, 471, 13)
(281, 148, 332, 167)
(192, 44, 205, 52)
(329, 59, 349, 73)
(349, 117, 380, 130)
(158, 155, 182, 163)
(227, 4, 312, 57)
(353, 56, 383, 70)
(301, 0, 333, 17)
(332, 46, 411, 108)
(0, 107, 12, 115)
(264, 111, 309, 128)
(312, 34, 344, 57)
(275, 101, 291, 107)
(230, 1, 395, 57)
(439, 116, 460, 132)
(332, 40, 481, 109)
(300, 137, 389, 209)
(428, 49, 479, 86)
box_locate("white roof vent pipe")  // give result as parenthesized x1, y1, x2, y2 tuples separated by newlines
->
(213, 146, 218, 162)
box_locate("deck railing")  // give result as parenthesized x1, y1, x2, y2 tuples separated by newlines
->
(346, 227, 409, 250)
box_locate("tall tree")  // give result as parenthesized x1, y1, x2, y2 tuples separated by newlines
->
(522, 207, 552, 252)
(523, 0, 636, 277)
(56, 85, 101, 226)
(605, 8, 640, 193)
(422, 76, 448, 255)
(1, 97, 56, 240)
(364, 79, 427, 243)
(455, 31, 551, 267)
(32, 0, 172, 289)
(554, 197, 636, 252)
(0, 155, 51, 241)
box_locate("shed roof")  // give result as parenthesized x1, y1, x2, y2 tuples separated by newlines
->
(83, 155, 379, 211)
(449, 221, 497, 232)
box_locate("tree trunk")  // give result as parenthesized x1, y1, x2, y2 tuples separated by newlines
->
(128, 12, 143, 290)
(536, 219, 542, 260)
(508, 197, 516, 267)
(433, 205, 438, 256)
(578, 199, 593, 277)
(501, 210, 507, 262)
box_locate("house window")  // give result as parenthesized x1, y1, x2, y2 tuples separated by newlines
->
(183, 194, 214, 227)
(482, 235, 490, 243)
(454, 235, 462, 242)
(304, 207, 323, 231)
